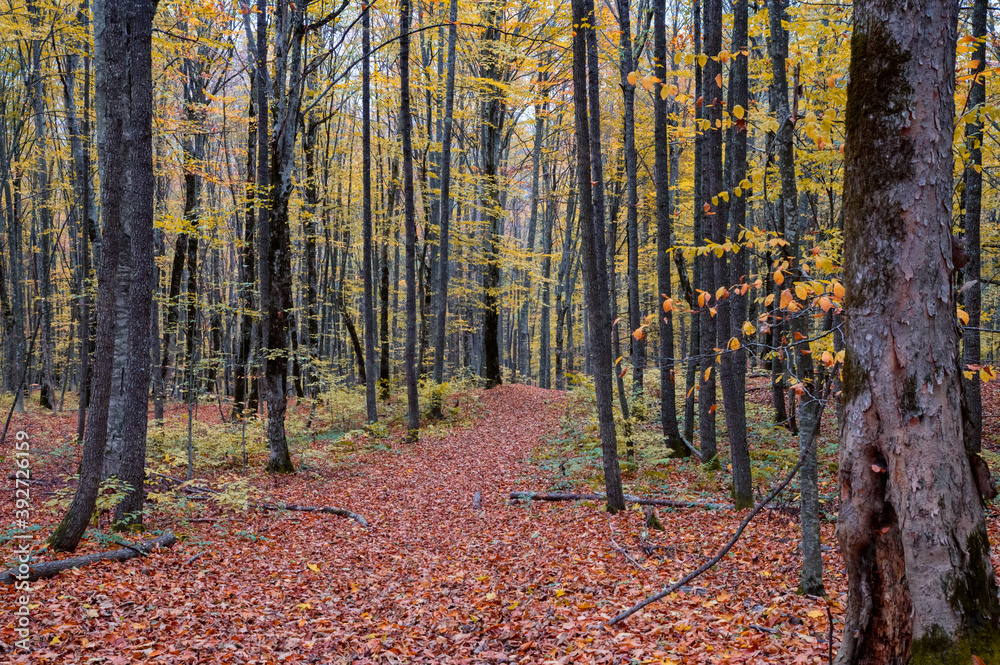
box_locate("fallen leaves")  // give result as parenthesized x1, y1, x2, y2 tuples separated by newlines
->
(5, 384, 850, 663)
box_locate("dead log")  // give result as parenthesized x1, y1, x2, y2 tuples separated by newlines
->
(0, 532, 177, 584)
(257, 502, 368, 528)
(509, 491, 732, 511)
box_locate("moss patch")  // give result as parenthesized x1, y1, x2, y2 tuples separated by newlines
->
(842, 18, 914, 313)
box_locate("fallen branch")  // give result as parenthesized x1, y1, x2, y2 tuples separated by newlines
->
(606, 408, 824, 626)
(256, 502, 368, 528)
(0, 532, 177, 584)
(185, 551, 206, 566)
(509, 491, 732, 511)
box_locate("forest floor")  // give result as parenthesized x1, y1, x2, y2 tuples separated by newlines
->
(4, 379, 1000, 663)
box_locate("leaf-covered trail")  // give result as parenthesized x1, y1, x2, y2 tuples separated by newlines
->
(8, 385, 840, 664)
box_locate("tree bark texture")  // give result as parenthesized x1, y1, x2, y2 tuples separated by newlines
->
(837, 1, 1000, 662)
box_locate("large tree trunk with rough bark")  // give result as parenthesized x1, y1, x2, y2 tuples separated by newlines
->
(836, 1, 1000, 662)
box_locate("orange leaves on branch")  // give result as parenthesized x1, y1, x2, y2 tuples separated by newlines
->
(958, 307, 970, 325)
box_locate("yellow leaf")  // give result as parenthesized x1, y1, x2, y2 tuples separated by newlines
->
(641, 76, 653, 91)
(307, 563, 321, 573)
(709, 306, 717, 317)
(697, 53, 708, 68)
(719, 190, 729, 202)
(704, 367, 712, 382)
(764, 293, 775, 306)
(719, 49, 730, 64)
(554, 589, 565, 598)
(734, 187, 742, 197)
(732, 104, 745, 120)
(780, 289, 793, 309)
(716, 286, 729, 300)
(794, 283, 809, 300)
(627, 71, 638, 86)
(615, 355, 623, 366)
(486, 592, 497, 601)
(728, 337, 741, 351)
(818, 296, 832, 312)
(660, 85, 669, 100)
(743, 321, 756, 336)
(832, 281, 845, 300)
(981, 367, 997, 382)
(965, 370, 976, 380)
(715, 73, 722, 88)
(807, 610, 824, 619)
(774, 270, 784, 285)
(958, 307, 970, 325)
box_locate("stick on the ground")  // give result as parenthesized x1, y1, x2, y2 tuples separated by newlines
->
(473, 491, 482, 510)
(606, 452, 807, 626)
(0, 532, 177, 584)
(257, 502, 368, 528)
(509, 491, 732, 511)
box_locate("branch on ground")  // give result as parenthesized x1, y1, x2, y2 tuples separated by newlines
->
(509, 491, 732, 511)
(0, 532, 177, 584)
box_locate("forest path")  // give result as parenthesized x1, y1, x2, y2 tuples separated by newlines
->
(21, 384, 837, 664)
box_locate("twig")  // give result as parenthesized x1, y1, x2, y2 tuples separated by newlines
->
(609, 520, 647, 571)
(750, 623, 779, 635)
(185, 551, 205, 566)
(606, 450, 807, 625)
(827, 600, 834, 663)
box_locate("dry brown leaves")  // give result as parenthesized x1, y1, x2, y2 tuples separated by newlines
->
(0, 383, 942, 664)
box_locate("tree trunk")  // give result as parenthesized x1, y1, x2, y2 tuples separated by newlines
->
(961, 0, 986, 453)
(115, 0, 155, 526)
(400, 0, 420, 441)
(50, 0, 127, 553)
(431, 0, 458, 387)
(362, 3, 378, 421)
(699, 0, 720, 469)
(573, 0, 624, 513)
(721, 0, 752, 508)
(480, 3, 506, 390)
(836, 1, 1000, 661)
(654, 0, 685, 457)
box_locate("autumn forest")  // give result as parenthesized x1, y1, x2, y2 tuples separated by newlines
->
(1, 0, 998, 663)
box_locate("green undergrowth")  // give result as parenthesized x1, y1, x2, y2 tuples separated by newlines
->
(527, 369, 841, 508)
